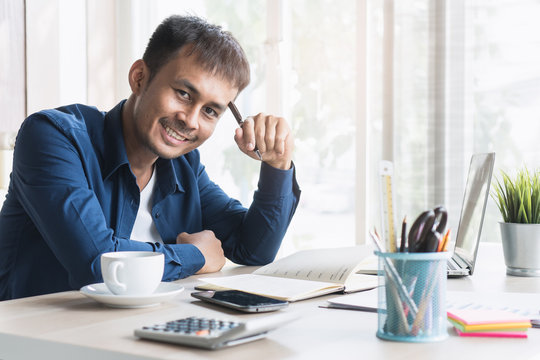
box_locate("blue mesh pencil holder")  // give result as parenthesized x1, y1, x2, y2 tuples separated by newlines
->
(375, 251, 450, 342)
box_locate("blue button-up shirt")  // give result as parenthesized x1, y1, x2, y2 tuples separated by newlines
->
(0, 101, 300, 300)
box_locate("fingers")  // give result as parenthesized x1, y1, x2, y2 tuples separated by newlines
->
(272, 120, 289, 155)
(235, 113, 293, 168)
(176, 231, 226, 274)
(255, 114, 286, 155)
(175, 232, 190, 244)
(261, 117, 276, 154)
(235, 118, 256, 152)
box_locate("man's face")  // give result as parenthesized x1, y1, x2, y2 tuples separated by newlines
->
(129, 48, 239, 160)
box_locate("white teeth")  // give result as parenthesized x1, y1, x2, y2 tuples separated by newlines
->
(165, 126, 186, 141)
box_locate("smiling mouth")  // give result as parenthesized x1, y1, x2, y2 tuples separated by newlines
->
(163, 123, 192, 142)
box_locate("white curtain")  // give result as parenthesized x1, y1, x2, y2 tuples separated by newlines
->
(374, 0, 540, 244)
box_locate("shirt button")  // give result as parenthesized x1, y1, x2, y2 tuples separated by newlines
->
(155, 212, 160, 218)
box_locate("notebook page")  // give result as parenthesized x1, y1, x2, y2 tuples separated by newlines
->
(253, 246, 373, 284)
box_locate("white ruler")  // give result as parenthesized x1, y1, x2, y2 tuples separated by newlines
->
(379, 161, 397, 252)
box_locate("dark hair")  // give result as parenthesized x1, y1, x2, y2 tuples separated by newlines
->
(142, 15, 250, 92)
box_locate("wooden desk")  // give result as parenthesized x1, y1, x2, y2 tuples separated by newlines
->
(1, 243, 540, 360)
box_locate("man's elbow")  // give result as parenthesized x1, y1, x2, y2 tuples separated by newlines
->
(230, 250, 278, 266)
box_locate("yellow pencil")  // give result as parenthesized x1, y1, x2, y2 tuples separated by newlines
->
(437, 229, 450, 252)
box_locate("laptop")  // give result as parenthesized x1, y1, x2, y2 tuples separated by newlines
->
(447, 152, 495, 277)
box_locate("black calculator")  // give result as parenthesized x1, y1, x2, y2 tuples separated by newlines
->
(134, 313, 298, 350)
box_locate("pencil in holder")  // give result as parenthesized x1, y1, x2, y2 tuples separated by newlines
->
(375, 251, 450, 342)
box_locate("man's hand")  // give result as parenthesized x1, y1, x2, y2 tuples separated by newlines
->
(234, 113, 293, 170)
(176, 231, 226, 274)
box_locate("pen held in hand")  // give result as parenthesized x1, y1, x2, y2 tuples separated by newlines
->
(228, 102, 263, 160)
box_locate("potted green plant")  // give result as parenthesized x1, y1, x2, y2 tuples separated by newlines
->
(492, 167, 540, 276)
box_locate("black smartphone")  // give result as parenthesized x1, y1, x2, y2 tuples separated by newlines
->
(191, 290, 289, 313)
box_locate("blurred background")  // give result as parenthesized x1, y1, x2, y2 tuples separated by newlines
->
(2, 0, 540, 256)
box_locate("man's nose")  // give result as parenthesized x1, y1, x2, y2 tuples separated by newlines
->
(177, 106, 199, 131)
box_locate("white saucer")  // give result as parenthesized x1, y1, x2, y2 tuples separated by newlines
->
(80, 282, 184, 308)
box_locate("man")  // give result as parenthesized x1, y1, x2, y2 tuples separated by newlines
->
(0, 15, 300, 300)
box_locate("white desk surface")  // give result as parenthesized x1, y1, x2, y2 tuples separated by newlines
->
(1, 243, 540, 360)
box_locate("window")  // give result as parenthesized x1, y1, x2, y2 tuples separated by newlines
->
(112, 0, 362, 255)
(20, 0, 540, 255)
(372, 0, 540, 244)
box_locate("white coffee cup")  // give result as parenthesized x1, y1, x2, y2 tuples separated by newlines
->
(101, 251, 164, 296)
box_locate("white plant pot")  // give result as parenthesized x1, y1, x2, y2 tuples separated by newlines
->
(499, 222, 540, 277)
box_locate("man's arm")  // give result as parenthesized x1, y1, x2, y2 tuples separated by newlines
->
(12, 114, 203, 289)
(195, 112, 300, 266)
(197, 160, 300, 266)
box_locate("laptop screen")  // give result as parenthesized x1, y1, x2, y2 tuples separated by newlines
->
(453, 153, 495, 273)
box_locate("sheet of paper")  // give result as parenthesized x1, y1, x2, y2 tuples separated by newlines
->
(199, 274, 343, 301)
(326, 287, 379, 311)
(447, 291, 540, 323)
(325, 290, 540, 323)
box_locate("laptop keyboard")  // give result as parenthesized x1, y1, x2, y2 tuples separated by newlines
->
(448, 255, 469, 272)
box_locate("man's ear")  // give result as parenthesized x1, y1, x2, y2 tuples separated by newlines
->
(128, 59, 148, 94)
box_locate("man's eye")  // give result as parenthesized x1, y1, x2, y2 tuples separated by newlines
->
(176, 89, 190, 100)
(204, 107, 218, 117)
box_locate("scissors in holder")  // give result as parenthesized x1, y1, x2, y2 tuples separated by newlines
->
(407, 206, 447, 252)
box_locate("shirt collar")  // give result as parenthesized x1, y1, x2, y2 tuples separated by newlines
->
(102, 100, 184, 194)
(103, 100, 130, 180)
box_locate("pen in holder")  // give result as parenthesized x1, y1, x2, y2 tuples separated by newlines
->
(375, 250, 450, 342)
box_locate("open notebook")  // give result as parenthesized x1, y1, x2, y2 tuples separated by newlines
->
(195, 246, 379, 302)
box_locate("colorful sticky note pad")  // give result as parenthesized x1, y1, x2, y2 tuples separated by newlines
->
(454, 328, 527, 338)
(447, 309, 532, 334)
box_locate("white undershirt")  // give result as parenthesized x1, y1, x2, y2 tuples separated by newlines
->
(131, 168, 163, 244)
